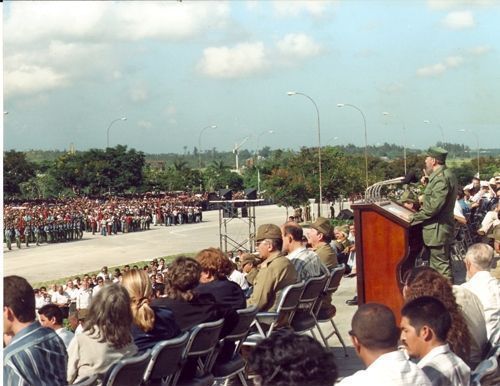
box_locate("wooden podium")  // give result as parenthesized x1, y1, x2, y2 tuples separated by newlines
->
(352, 200, 423, 320)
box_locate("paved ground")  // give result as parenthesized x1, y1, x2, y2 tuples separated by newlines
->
(3, 203, 365, 379)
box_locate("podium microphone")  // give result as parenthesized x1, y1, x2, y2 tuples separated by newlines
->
(401, 170, 418, 185)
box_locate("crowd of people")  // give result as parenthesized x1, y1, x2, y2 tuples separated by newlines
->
(4, 213, 499, 384)
(3, 192, 205, 250)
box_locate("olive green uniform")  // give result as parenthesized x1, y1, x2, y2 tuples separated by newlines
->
(314, 243, 338, 270)
(247, 251, 298, 312)
(410, 165, 457, 279)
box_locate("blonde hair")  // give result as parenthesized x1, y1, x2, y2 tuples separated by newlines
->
(121, 269, 155, 332)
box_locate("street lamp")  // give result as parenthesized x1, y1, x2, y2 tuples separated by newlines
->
(383, 112, 407, 175)
(198, 125, 217, 168)
(106, 117, 127, 148)
(338, 103, 369, 189)
(233, 135, 251, 173)
(256, 130, 274, 196)
(424, 120, 446, 145)
(457, 129, 480, 177)
(287, 91, 323, 216)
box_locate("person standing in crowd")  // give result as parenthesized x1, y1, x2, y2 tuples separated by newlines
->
(400, 296, 470, 386)
(338, 303, 430, 385)
(121, 269, 180, 353)
(410, 147, 457, 280)
(247, 224, 298, 311)
(38, 304, 75, 349)
(462, 243, 500, 346)
(67, 284, 137, 385)
(4, 275, 68, 385)
(76, 279, 92, 313)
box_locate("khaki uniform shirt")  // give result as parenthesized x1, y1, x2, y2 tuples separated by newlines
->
(314, 243, 338, 270)
(247, 251, 298, 311)
(410, 165, 457, 246)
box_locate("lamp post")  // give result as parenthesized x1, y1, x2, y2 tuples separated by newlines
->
(338, 103, 369, 188)
(233, 135, 251, 173)
(383, 112, 407, 175)
(256, 130, 274, 196)
(198, 125, 217, 168)
(423, 120, 445, 145)
(288, 91, 323, 216)
(106, 117, 127, 148)
(458, 129, 480, 177)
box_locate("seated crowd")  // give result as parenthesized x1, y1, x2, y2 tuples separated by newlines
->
(3, 218, 499, 385)
(3, 192, 205, 250)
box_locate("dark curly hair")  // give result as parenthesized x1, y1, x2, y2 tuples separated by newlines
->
(165, 256, 201, 301)
(403, 266, 471, 364)
(248, 329, 338, 386)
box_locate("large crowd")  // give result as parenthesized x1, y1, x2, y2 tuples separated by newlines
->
(3, 193, 206, 250)
(4, 214, 499, 385)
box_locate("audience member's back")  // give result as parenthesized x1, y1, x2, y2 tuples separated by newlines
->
(4, 275, 68, 385)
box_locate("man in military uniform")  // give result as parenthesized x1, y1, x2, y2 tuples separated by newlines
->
(247, 224, 298, 311)
(308, 217, 338, 270)
(307, 217, 340, 317)
(410, 146, 457, 280)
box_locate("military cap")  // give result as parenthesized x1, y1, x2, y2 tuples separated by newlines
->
(426, 146, 448, 163)
(255, 224, 282, 241)
(311, 217, 333, 237)
(399, 190, 418, 205)
(240, 253, 258, 267)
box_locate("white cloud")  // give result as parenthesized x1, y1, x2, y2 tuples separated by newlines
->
(197, 42, 268, 79)
(427, 0, 495, 10)
(444, 55, 464, 67)
(416, 63, 447, 77)
(276, 33, 322, 59)
(138, 120, 153, 129)
(129, 86, 149, 102)
(273, 1, 332, 18)
(442, 10, 475, 29)
(4, 65, 68, 96)
(467, 45, 492, 56)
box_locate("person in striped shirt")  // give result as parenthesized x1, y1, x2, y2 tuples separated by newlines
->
(4, 275, 67, 386)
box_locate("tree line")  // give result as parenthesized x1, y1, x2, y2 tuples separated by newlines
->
(4, 144, 499, 207)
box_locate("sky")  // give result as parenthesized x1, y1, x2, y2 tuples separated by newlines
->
(3, 0, 500, 154)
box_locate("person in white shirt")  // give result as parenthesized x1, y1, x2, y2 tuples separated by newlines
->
(338, 303, 431, 386)
(76, 279, 93, 311)
(400, 296, 470, 386)
(38, 304, 74, 349)
(461, 243, 500, 345)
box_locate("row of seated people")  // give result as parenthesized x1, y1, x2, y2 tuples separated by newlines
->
(4, 223, 499, 385)
(5, 246, 499, 386)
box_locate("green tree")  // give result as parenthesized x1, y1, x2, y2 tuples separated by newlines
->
(3, 150, 37, 197)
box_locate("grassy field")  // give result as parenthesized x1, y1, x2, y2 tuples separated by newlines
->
(32, 252, 195, 289)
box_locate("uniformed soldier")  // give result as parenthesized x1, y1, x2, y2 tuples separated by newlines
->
(4, 224, 13, 250)
(410, 146, 457, 280)
(247, 224, 298, 311)
(15, 227, 22, 249)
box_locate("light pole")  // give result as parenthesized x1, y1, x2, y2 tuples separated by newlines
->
(106, 117, 127, 148)
(338, 103, 369, 188)
(288, 91, 323, 216)
(233, 135, 251, 173)
(256, 130, 274, 196)
(458, 129, 480, 177)
(198, 125, 217, 168)
(423, 120, 445, 145)
(383, 112, 407, 175)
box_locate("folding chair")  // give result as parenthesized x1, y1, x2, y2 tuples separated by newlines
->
(143, 331, 190, 386)
(313, 264, 348, 356)
(243, 281, 305, 346)
(290, 273, 329, 337)
(212, 306, 259, 386)
(68, 374, 98, 386)
(173, 319, 225, 386)
(102, 349, 152, 386)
